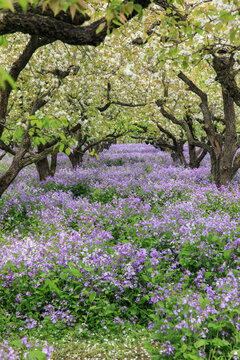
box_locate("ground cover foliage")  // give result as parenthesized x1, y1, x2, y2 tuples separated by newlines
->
(0, 144, 240, 359)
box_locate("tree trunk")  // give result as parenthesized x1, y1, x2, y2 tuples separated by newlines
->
(171, 146, 186, 166)
(211, 152, 234, 187)
(210, 152, 220, 186)
(0, 154, 24, 197)
(35, 157, 50, 181)
(50, 150, 58, 176)
(35, 144, 59, 180)
(68, 151, 83, 169)
(188, 144, 198, 168)
(188, 145, 207, 169)
(211, 87, 238, 187)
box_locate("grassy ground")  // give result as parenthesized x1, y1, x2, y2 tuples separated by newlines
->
(49, 331, 151, 359)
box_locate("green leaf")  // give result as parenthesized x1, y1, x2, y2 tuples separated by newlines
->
(194, 339, 208, 348)
(65, 148, 71, 156)
(0, 68, 16, 90)
(0, 36, 8, 47)
(45, 280, 61, 296)
(133, 3, 142, 17)
(156, 301, 164, 308)
(180, 344, 187, 352)
(223, 250, 231, 260)
(195, 27, 203, 36)
(60, 272, 68, 281)
(208, 322, 223, 330)
(133, 3, 141, 12)
(183, 354, 202, 360)
(59, 143, 64, 153)
(10, 340, 22, 348)
(89, 291, 96, 303)
(39, 138, 46, 145)
(204, 271, 213, 280)
(220, 10, 232, 24)
(17, 0, 28, 11)
(182, 60, 188, 69)
(142, 274, 149, 282)
(13, 128, 23, 140)
(96, 22, 106, 34)
(112, 19, 122, 26)
(0, 0, 14, 11)
(27, 350, 47, 360)
(124, 2, 133, 15)
(70, 266, 82, 278)
(89, 149, 95, 156)
(210, 338, 230, 347)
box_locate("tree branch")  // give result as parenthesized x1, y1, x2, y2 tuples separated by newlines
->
(155, 121, 178, 147)
(0, 1, 186, 45)
(178, 71, 208, 103)
(177, 71, 216, 142)
(38, 65, 80, 79)
(0, 139, 16, 155)
(98, 100, 147, 112)
(0, 35, 50, 138)
(156, 99, 211, 152)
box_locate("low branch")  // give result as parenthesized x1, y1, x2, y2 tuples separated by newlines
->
(177, 72, 216, 140)
(133, 124, 148, 133)
(0, 1, 186, 45)
(0, 1, 149, 45)
(178, 71, 208, 103)
(21, 144, 57, 167)
(156, 99, 182, 126)
(0, 151, 6, 161)
(156, 99, 211, 152)
(30, 88, 53, 115)
(197, 148, 208, 164)
(38, 65, 80, 79)
(98, 100, 147, 112)
(0, 139, 16, 155)
(155, 121, 179, 145)
(85, 131, 126, 152)
(155, 139, 175, 151)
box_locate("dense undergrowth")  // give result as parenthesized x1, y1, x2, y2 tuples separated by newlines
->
(0, 144, 240, 359)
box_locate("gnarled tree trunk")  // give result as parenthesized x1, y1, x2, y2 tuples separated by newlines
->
(0, 156, 23, 197)
(35, 146, 58, 181)
(68, 150, 83, 169)
(188, 145, 207, 169)
(36, 157, 50, 181)
(210, 87, 238, 187)
(170, 142, 186, 166)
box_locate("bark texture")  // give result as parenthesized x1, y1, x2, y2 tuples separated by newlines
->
(35, 150, 58, 181)
(178, 68, 240, 187)
(0, 1, 186, 45)
(156, 100, 208, 169)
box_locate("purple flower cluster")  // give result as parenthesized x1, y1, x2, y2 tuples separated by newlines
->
(0, 340, 20, 360)
(0, 338, 54, 359)
(0, 144, 240, 358)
